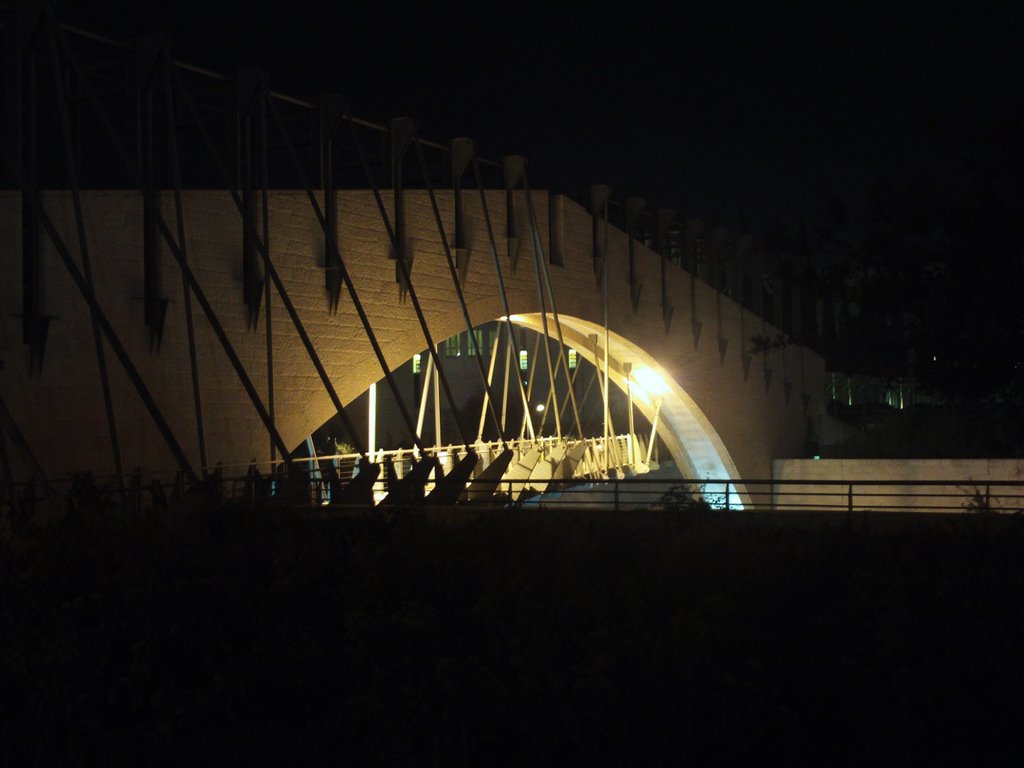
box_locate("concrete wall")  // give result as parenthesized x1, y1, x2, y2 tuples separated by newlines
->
(1, 189, 825, 484)
(773, 459, 1024, 512)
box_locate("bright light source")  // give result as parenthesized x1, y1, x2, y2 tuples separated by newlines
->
(631, 366, 669, 398)
(535, 404, 544, 412)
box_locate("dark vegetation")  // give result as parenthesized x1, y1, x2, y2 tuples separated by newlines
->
(815, 120, 1024, 406)
(3, 495, 1024, 765)
(829, 401, 1024, 459)
(793, 119, 1024, 457)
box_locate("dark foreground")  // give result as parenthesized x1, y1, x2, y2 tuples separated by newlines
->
(2, 501, 1023, 765)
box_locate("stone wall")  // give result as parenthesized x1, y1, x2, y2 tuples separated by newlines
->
(772, 459, 1024, 512)
(1, 189, 825, 485)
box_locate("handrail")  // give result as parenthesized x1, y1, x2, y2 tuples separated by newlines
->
(5, 464, 1022, 515)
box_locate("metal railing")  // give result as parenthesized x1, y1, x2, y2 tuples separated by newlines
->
(3, 467, 1023, 517)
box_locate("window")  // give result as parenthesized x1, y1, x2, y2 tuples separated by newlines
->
(412, 353, 421, 374)
(519, 350, 529, 371)
(568, 348, 578, 370)
(467, 329, 484, 356)
(445, 336, 460, 357)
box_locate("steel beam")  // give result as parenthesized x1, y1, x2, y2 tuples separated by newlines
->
(15, 5, 49, 373)
(450, 137, 474, 285)
(319, 95, 345, 313)
(159, 55, 208, 469)
(524, 171, 584, 437)
(389, 116, 416, 302)
(136, 37, 168, 350)
(625, 196, 645, 312)
(413, 137, 506, 444)
(503, 155, 524, 273)
(1, 148, 200, 483)
(656, 208, 676, 333)
(48, 26, 292, 460)
(590, 183, 611, 284)
(235, 67, 266, 330)
(45, 25, 127, 498)
(478, 158, 533, 438)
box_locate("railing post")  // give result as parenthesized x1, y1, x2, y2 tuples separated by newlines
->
(725, 482, 730, 511)
(847, 483, 853, 514)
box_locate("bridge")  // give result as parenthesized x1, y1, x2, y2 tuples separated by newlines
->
(0, 4, 825, 508)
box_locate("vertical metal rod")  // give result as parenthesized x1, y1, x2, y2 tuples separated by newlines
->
(305, 435, 321, 503)
(48, 24, 292, 461)
(625, 364, 636, 466)
(339, 115, 465, 447)
(534, 336, 560, 437)
(602, 246, 610, 472)
(645, 399, 661, 465)
(259, 93, 275, 464)
(477, 329, 501, 442)
(22, 28, 43, 375)
(433, 343, 442, 450)
(44, 25, 126, 500)
(500, 329, 511, 434)
(166, 64, 361, 455)
(521, 179, 583, 437)
(3, 164, 200, 483)
(537, 363, 560, 435)
(520, 334, 541, 440)
(415, 352, 433, 440)
(526, 247, 561, 440)
(575, 359, 600, 421)
(590, 335, 620, 471)
(160, 59, 207, 470)
(557, 348, 586, 435)
(471, 161, 535, 439)
(368, 382, 377, 459)
(412, 138, 506, 442)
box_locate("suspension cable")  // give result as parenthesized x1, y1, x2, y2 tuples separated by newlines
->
(520, 172, 585, 437)
(412, 137, 507, 446)
(44, 25, 127, 500)
(341, 115, 471, 447)
(276, 125, 428, 451)
(169, 67, 369, 456)
(470, 159, 536, 440)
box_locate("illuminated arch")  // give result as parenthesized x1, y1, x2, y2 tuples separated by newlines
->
(508, 313, 747, 506)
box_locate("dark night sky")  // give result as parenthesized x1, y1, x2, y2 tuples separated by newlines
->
(57, 1, 1023, 231)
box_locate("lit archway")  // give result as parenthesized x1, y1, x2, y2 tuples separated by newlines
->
(509, 313, 748, 508)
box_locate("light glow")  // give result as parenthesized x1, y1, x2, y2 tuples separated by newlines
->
(631, 366, 669, 398)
